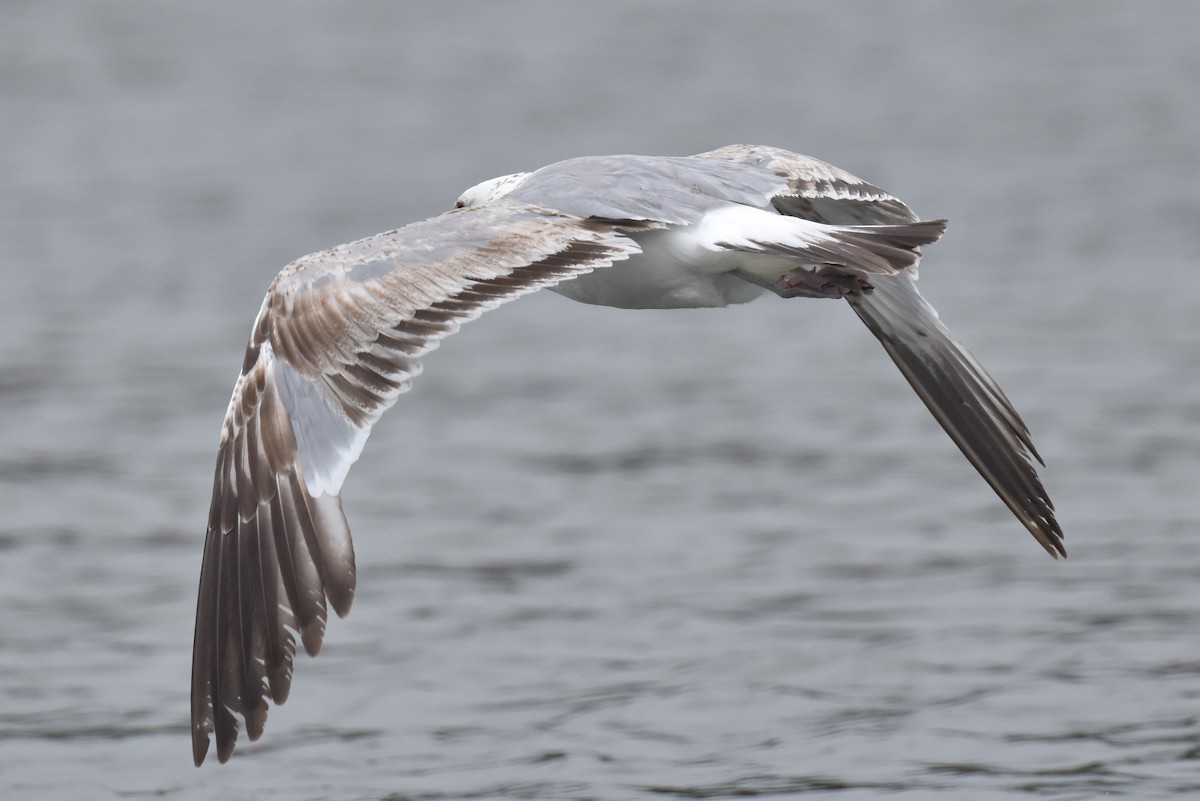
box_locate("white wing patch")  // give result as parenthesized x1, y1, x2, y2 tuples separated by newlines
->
(269, 343, 372, 498)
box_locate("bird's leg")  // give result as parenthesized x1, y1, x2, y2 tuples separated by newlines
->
(815, 265, 875, 295)
(735, 266, 874, 299)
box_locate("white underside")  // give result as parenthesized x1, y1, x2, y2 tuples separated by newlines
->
(548, 227, 789, 309)
(547, 205, 858, 309)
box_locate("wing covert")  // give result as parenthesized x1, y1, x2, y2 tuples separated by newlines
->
(693, 144, 921, 225)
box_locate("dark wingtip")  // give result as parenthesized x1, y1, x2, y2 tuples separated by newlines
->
(246, 706, 267, 742)
(330, 588, 355, 619)
(846, 278, 1065, 560)
(1028, 511, 1066, 559)
(216, 727, 237, 764)
(192, 729, 210, 767)
(1039, 536, 1066, 559)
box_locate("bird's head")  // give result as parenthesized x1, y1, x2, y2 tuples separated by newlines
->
(454, 172, 530, 208)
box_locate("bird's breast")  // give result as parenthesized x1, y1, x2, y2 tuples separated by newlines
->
(547, 229, 766, 309)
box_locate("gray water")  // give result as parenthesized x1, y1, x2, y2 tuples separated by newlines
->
(2, 2, 1199, 799)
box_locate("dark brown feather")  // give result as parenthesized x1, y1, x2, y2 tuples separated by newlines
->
(847, 281, 1064, 557)
(235, 509, 269, 741)
(213, 530, 244, 763)
(274, 472, 328, 655)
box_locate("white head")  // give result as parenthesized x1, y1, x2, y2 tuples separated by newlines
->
(454, 172, 530, 208)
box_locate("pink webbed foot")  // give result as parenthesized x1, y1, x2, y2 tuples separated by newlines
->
(775, 267, 874, 299)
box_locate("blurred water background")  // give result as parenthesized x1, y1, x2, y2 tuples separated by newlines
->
(2, 2, 1199, 799)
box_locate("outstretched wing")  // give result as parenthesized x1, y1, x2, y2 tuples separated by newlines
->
(191, 202, 642, 765)
(846, 277, 1063, 556)
(693, 145, 1064, 557)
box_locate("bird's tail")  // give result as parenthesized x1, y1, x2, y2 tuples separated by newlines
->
(822, 218, 949, 274)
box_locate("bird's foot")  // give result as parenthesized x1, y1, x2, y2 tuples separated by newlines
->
(775, 267, 873, 299)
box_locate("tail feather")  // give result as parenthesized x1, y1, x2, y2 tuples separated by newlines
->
(832, 219, 949, 271)
(739, 218, 947, 275)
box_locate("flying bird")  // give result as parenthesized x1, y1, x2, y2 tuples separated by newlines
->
(191, 144, 1062, 764)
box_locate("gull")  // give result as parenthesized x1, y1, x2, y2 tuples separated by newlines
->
(190, 144, 1062, 765)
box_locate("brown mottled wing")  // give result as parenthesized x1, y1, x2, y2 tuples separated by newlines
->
(191, 202, 642, 765)
(694, 145, 1064, 557)
(694, 144, 921, 225)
